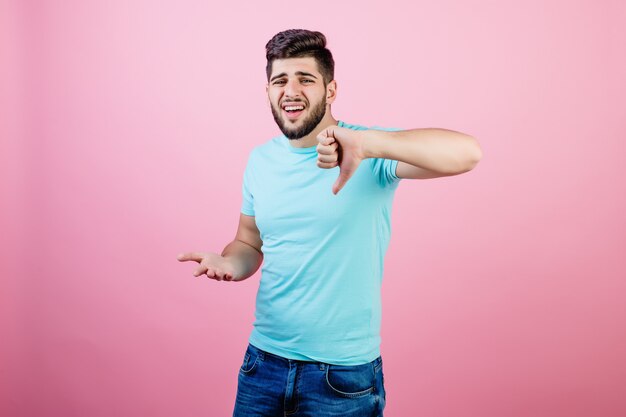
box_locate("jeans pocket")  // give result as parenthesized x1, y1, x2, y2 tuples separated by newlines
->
(325, 362, 375, 398)
(239, 345, 260, 375)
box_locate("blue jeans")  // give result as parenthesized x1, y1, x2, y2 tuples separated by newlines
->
(233, 343, 386, 416)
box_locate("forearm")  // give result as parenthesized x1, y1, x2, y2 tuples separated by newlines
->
(361, 128, 482, 175)
(221, 240, 263, 282)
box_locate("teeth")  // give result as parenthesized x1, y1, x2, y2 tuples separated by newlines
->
(284, 105, 304, 111)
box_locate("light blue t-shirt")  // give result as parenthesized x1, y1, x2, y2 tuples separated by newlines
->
(241, 120, 401, 365)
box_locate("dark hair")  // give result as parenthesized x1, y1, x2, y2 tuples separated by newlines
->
(265, 29, 335, 86)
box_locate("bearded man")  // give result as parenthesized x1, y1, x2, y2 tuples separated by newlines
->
(178, 29, 482, 417)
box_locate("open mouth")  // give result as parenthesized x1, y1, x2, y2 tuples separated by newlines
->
(282, 103, 305, 120)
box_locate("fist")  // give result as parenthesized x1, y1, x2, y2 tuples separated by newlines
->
(316, 126, 366, 194)
(316, 137, 339, 169)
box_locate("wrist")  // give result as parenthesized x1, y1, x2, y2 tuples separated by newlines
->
(361, 129, 385, 159)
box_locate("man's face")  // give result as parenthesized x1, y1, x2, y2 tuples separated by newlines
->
(267, 57, 333, 140)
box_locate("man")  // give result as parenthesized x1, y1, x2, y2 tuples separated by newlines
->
(178, 29, 481, 417)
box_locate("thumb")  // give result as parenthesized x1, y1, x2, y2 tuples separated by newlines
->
(332, 169, 352, 195)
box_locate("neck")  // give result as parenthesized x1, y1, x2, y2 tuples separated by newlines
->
(288, 110, 338, 148)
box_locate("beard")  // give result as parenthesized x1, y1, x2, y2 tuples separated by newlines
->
(271, 96, 327, 140)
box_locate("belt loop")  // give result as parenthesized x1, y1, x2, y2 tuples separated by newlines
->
(319, 363, 325, 371)
(373, 356, 382, 371)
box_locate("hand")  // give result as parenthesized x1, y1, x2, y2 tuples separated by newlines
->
(316, 126, 366, 195)
(177, 252, 236, 281)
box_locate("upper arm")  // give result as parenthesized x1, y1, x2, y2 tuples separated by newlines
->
(395, 161, 456, 180)
(235, 213, 263, 254)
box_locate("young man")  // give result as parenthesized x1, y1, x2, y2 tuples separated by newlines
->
(178, 29, 482, 417)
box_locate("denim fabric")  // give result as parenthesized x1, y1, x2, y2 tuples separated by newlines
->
(233, 343, 386, 417)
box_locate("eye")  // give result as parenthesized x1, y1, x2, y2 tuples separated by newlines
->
(302, 79, 314, 83)
(273, 80, 286, 85)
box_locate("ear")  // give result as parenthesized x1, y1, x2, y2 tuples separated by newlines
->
(326, 80, 337, 104)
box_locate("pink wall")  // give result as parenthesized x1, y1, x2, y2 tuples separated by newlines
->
(2, 0, 625, 416)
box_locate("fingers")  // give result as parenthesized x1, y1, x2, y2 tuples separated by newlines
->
(177, 252, 203, 262)
(193, 264, 208, 277)
(209, 269, 233, 281)
(316, 129, 336, 146)
(316, 141, 338, 155)
(317, 150, 338, 162)
(317, 160, 338, 169)
(179, 252, 234, 282)
(317, 141, 338, 169)
(193, 265, 233, 282)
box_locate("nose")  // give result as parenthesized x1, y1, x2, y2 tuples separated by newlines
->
(284, 78, 301, 98)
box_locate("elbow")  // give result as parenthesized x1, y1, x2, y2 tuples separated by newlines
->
(462, 136, 482, 173)
(445, 136, 482, 175)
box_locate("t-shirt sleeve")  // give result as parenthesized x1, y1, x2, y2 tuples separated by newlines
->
(369, 126, 402, 189)
(240, 150, 255, 216)
(371, 157, 401, 189)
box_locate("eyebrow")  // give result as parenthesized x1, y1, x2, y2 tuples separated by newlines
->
(270, 71, 318, 82)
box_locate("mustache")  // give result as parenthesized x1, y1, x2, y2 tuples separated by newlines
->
(280, 99, 306, 105)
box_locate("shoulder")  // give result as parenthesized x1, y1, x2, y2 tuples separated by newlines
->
(339, 120, 401, 133)
(338, 120, 369, 131)
(246, 135, 283, 160)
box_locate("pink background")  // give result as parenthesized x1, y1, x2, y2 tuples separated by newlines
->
(2, 0, 625, 416)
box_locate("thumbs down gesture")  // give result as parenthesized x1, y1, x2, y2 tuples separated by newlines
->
(316, 126, 366, 195)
